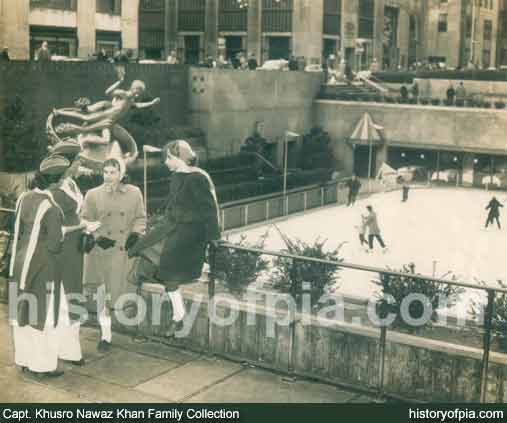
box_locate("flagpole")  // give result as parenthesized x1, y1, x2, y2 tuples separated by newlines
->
(283, 132, 288, 214)
(368, 134, 373, 193)
(143, 149, 148, 216)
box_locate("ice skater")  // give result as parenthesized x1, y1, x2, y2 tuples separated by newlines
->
(485, 196, 503, 229)
(365, 205, 387, 252)
(355, 214, 368, 249)
(402, 183, 410, 202)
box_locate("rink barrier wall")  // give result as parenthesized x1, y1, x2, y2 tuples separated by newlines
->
(134, 276, 507, 403)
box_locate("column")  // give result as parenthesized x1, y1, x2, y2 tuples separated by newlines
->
(164, 0, 178, 57)
(205, 0, 218, 58)
(77, 0, 96, 58)
(373, 0, 384, 67)
(247, 0, 262, 61)
(398, 8, 410, 69)
(0, 0, 30, 60)
(341, 0, 358, 59)
(462, 153, 475, 187)
(292, 0, 324, 64)
(445, 0, 463, 68)
(121, 0, 139, 55)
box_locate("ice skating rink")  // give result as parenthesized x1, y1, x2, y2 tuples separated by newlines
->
(229, 187, 506, 318)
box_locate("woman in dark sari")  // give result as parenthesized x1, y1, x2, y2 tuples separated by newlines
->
(128, 140, 221, 334)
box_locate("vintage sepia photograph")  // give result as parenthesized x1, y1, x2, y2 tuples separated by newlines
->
(0, 0, 507, 418)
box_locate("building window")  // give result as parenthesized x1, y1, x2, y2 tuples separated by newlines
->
(96, 31, 121, 57)
(323, 0, 341, 36)
(219, 0, 248, 32)
(30, 26, 77, 58)
(262, 0, 294, 33)
(96, 0, 121, 15)
(139, 0, 165, 59)
(30, 0, 77, 11)
(438, 13, 448, 32)
(358, 0, 374, 39)
(178, 0, 206, 32)
(484, 19, 492, 41)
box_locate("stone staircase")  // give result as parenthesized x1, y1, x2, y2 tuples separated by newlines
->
(319, 81, 382, 101)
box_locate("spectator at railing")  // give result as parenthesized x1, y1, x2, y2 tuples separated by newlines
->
(206, 56, 217, 68)
(411, 81, 419, 101)
(369, 58, 379, 73)
(400, 85, 409, 101)
(35, 41, 51, 62)
(248, 53, 258, 71)
(96, 48, 108, 62)
(288, 55, 298, 71)
(217, 54, 230, 69)
(456, 81, 467, 102)
(446, 82, 456, 105)
(0, 46, 10, 62)
(166, 50, 179, 65)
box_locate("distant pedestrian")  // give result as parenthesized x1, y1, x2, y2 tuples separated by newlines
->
(400, 85, 409, 101)
(166, 50, 179, 65)
(446, 82, 456, 104)
(356, 215, 368, 248)
(346, 175, 362, 206)
(365, 205, 387, 252)
(247, 53, 258, 70)
(35, 41, 51, 62)
(456, 81, 467, 102)
(402, 184, 410, 202)
(288, 55, 299, 71)
(0, 46, 10, 62)
(411, 82, 419, 101)
(485, 196, 503, 229)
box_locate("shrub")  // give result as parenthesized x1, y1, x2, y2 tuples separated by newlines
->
(408, 98, 417, 105)
(495, 101, 506, 109)
(300, 127, 335, 170)
(444, 99, 454, 106)
(431, 98, 441, 106)
(470, 281, 507, 351)
(372, 71, 415, 84)
(373, 263, 463, 333)
(269, 228, 343, 307)
(385, 96, 396, 104)
(215, 233, 270, 296)
(420, 98, 429, 105)
(455, 99, 465, 107)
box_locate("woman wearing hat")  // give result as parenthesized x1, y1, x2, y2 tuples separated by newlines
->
(81, 157, 146, 351)
(48, 140, 100, 365)
(128, 140, 221, 336)
(10, 155, 96, 377)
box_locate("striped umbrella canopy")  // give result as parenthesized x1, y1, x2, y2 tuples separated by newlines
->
(348, 112, 384, 146)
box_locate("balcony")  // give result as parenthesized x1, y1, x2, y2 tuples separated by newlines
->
(30, 0, 77, 11)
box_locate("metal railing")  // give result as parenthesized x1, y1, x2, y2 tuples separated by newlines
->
(220, 179, 350, 232)
(207, 240, 507, 402)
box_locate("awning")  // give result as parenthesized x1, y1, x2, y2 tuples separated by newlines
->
(347, 113, 384, 147)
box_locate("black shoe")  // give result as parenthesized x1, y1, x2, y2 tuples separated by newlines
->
(164, 320, 184, 339)
(63, 358, 86, 366)
(28, 369, 64, 378)
(97, 340, 112, 352)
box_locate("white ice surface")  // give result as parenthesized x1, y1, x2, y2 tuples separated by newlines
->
(228, 187, 506, 318)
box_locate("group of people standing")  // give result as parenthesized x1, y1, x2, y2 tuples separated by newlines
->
(10, 139, 220, 377)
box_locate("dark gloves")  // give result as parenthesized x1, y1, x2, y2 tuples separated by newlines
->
(79, 233, 96, 254)
(96, 236, 116, 250)
(125, 232, 141, 251)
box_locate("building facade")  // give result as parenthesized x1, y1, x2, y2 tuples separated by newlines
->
(423, 0, 499, 69)
(138, 0, 426, 69)
(0, 0, 139, 60)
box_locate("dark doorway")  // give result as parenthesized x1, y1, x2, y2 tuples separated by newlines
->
(144, 48, 163, 60)
(225, 36, 243, 60)
(184, 35, 201, 64)
(268, 36, 290, 60)
(354, 145, 377, 178)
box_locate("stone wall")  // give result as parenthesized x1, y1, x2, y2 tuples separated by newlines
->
(188, 68, 323, 159)
(138, 284, 507, 402)
(416, 78, 507, 100)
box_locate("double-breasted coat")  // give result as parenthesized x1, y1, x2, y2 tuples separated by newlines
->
(81, 183, 146, 308)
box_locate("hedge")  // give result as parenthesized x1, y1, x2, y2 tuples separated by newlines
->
(415, 69, 507, 82)
(372, 71, 415, 84)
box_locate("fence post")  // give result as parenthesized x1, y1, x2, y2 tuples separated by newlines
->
(285, 195, 289, 217)
(221, 209, 225, 232)
(303, 191, 308, 211)
(321, 187, 325, 207)
(265, 200, 270, 221)
(207, 241, 218, 355)
(480, 290, 495, 403)
(244, 204, 249, 226)
(376, 275, 390, 400)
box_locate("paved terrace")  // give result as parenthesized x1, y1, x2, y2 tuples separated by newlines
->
(0, 304, 375, 403)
